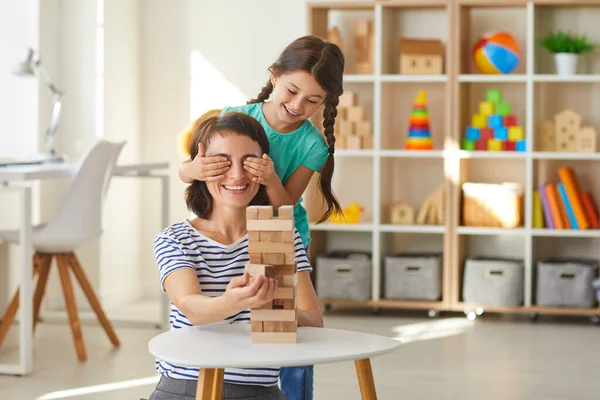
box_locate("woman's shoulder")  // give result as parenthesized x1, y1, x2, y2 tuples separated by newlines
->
(155, 220, 196, 243)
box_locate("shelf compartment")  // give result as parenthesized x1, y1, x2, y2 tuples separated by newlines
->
(534, 4, 600, 75)
(382, 82, 447, 151)
(380, 149, 445, 158)
(381, 3, 448, 76)
(309, 6, 375, 75)
(380, 158, 446, 225)
(457, 3, 527, 75)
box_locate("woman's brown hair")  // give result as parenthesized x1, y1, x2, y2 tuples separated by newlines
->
(185, 112, 270, 218)
(248, 35, 344, 223)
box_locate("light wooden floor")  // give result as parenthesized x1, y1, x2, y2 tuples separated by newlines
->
(0, 305, 599, 399)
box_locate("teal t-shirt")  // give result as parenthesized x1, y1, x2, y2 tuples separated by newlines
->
(221, 102, 329, 247)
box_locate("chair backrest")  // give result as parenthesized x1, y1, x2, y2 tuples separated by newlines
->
(36, 140, 126, 249)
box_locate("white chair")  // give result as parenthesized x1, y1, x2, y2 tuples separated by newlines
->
(0, 140, 125, 362)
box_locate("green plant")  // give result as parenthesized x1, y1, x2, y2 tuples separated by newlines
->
(540, 31, 597, 54)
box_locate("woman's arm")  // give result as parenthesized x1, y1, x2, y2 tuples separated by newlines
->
(163, 269, 276, 325)
(296, 271, 324, 328)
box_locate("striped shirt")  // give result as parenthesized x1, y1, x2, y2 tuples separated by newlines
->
(152, 219, 312, 387)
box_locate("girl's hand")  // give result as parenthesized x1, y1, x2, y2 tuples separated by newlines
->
(223, 272, 277, 312)
(244, 154, 278, 186)
(188, 143, 231, 182)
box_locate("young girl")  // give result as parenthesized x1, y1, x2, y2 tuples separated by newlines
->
(178, 36, 344, 399)
(151, 112, 323, 400)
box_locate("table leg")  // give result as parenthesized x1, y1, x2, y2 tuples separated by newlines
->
(196, 368, 217, 400)
(212, 368, 224, 400)
(354, 358, 377, 400)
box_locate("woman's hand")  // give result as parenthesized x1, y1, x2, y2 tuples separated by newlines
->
(244, 154, 278, 186)
(186, 143, 231, 182)
(223, 272, 277, 312)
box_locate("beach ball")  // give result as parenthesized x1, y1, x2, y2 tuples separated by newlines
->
(473, 32, 520, 74)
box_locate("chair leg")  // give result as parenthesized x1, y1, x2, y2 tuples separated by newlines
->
(0, 255, 40, 348)
(56, 254, 87, 362)
(33, 254, 53, 331)
(67, 253, 120, 347)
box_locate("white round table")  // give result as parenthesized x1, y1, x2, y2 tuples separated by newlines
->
(148, 324, 401, 399)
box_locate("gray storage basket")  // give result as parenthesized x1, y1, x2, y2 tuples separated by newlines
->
(384, 253, 442, 300)
(462, 257, 524, 306)
(536, 259, 599, 308)
(316, 251, 371, 301)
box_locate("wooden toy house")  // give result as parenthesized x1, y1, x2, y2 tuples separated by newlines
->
(398, 38, 444, 75)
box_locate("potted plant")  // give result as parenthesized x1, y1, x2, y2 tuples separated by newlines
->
(540, 30, 596, 75)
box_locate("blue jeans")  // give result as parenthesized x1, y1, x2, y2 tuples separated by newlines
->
(280, 365, 314, 400)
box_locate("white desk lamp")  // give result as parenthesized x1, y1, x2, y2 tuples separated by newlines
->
(12, 47, 64, 163)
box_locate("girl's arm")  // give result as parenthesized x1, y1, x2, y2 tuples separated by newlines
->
(163, 269, 276, 325)
(296, 270, 324, 328)
(179, 158, 194, 184)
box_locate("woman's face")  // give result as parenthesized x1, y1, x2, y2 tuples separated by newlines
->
(204, 132, 263, 209)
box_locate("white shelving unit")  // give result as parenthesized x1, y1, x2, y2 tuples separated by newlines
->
(307, 1, 600, 319)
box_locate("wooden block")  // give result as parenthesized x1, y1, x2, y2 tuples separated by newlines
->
(283, 252, 296, 265)
(280, 230, 294, 243)
(274, 286, 295, 299)
(346, 136, 362, 149)
(336, 135, 347, 149)
(251, 332, 297, 344)
(327, 26, 343, 49)
(275, 264, 296, 276)
(258, 206, 273, 219)
(347, 106, 364, 122)
(362, 136, 373, 149)
(248, 241, 294, 254)
(249, 253, 262, 263)
(247, 219, 294, 231)
(251, 320, 263, 332)
(538, 121, 556, 151)
(245, 263, 275, 278)
(263, 321, 297, 333)
(262, 253, 285, 265)
(578, 126, 597, 152)
(260, 231, 280, 242)
(354, 20, 374, 36)
(259, 300, 273, 310)
(248, 231, 260, 241)
(278, 274, 296, 287)
(246, 206, 259, 219)
(250, 309, 296, 321)
(356, 62, 373, 75)
(274, 298, 296, 310)
(339, 91, 357, 108)
(355, 120, 371, 137)
(339, 119, 354, 136)
(278, 206, 294, 220)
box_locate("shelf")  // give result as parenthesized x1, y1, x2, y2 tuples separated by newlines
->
(343, 74, 375, 83)
(321, 298, 447, 311)
(458, 74, 528, 83)
(456, 302, 600, 317)
(531, 229, 600, 238)
(380, 224, 445, 234)
(457, 226, 527, 235)
(381, 75, 448, 83)
(380, 150, 444, 158)
(533, 75, 600, 83)
(309, 223, 374, 232)
(532, 152, 600, 160)
(335, 149, 375, 158)
(457, 150, 527, 159)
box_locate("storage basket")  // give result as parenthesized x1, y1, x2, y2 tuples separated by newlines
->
(316, 251, 371, 301)
(384, 253, 442, 300)
(462, 257, 524, 306)
(536, 259, 598, 308)
(462, 182, 523, 228)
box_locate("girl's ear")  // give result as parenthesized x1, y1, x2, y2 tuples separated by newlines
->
(269, 70, 277, 88)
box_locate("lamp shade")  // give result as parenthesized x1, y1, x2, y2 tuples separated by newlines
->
(11, 48, 35, 76)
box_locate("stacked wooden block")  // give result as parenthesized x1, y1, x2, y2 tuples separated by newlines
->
(246, 205, 298, 344)
(355, 20, 374, 74)
(335, 91, 373, 150)
(538, 109, 597, 153)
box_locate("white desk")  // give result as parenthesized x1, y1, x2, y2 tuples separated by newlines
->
(0, 161, 170, 376)
(149, 324, 401, 399)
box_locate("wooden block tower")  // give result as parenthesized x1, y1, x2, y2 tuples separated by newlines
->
(334, 90, 373, 150)
(246, 205, 298, 344)
(354, 19, 374, 74)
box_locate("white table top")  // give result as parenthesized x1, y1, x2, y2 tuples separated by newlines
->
(0, 161, 169, 181)
(148, 324, 401, 369)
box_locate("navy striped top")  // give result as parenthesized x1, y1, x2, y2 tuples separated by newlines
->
(152, 220, 312, 386)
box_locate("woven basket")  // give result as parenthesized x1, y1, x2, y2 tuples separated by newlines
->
(462, 182, 523, 228)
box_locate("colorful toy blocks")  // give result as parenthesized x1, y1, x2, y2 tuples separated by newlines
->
(479, 101, 494, 116)
(496, 101, 511, 116)
(246, 205, 298, 344)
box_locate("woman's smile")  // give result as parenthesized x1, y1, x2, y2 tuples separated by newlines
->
(221, 183, 249, 194)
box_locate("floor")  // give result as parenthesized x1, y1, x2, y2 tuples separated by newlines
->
(0, 303, 599, 400)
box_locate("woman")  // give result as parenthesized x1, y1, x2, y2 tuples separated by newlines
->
(149, 112, 323, 400)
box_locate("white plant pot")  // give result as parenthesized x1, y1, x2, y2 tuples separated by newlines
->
(554, 53, 578, 76)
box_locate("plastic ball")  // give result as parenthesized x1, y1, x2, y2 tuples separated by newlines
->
(473, 32, 520, 74)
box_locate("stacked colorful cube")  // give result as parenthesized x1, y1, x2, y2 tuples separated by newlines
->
(405, 90, 433, 150)
(461, 89, 526, 152)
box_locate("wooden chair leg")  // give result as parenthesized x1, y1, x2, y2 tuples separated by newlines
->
(33, 254, 53, 331)
(355, 358, 378, 400)
(0, 255, 40, 348)
(56, 254, 87, 362)
(67, 253, 120, 347)
(196, 368, 217, 400)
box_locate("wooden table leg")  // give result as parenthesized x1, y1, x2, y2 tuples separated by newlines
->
(197, 368, 216, 400)
(355, 358, 377, 400)
(211, 368, 224, 400)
